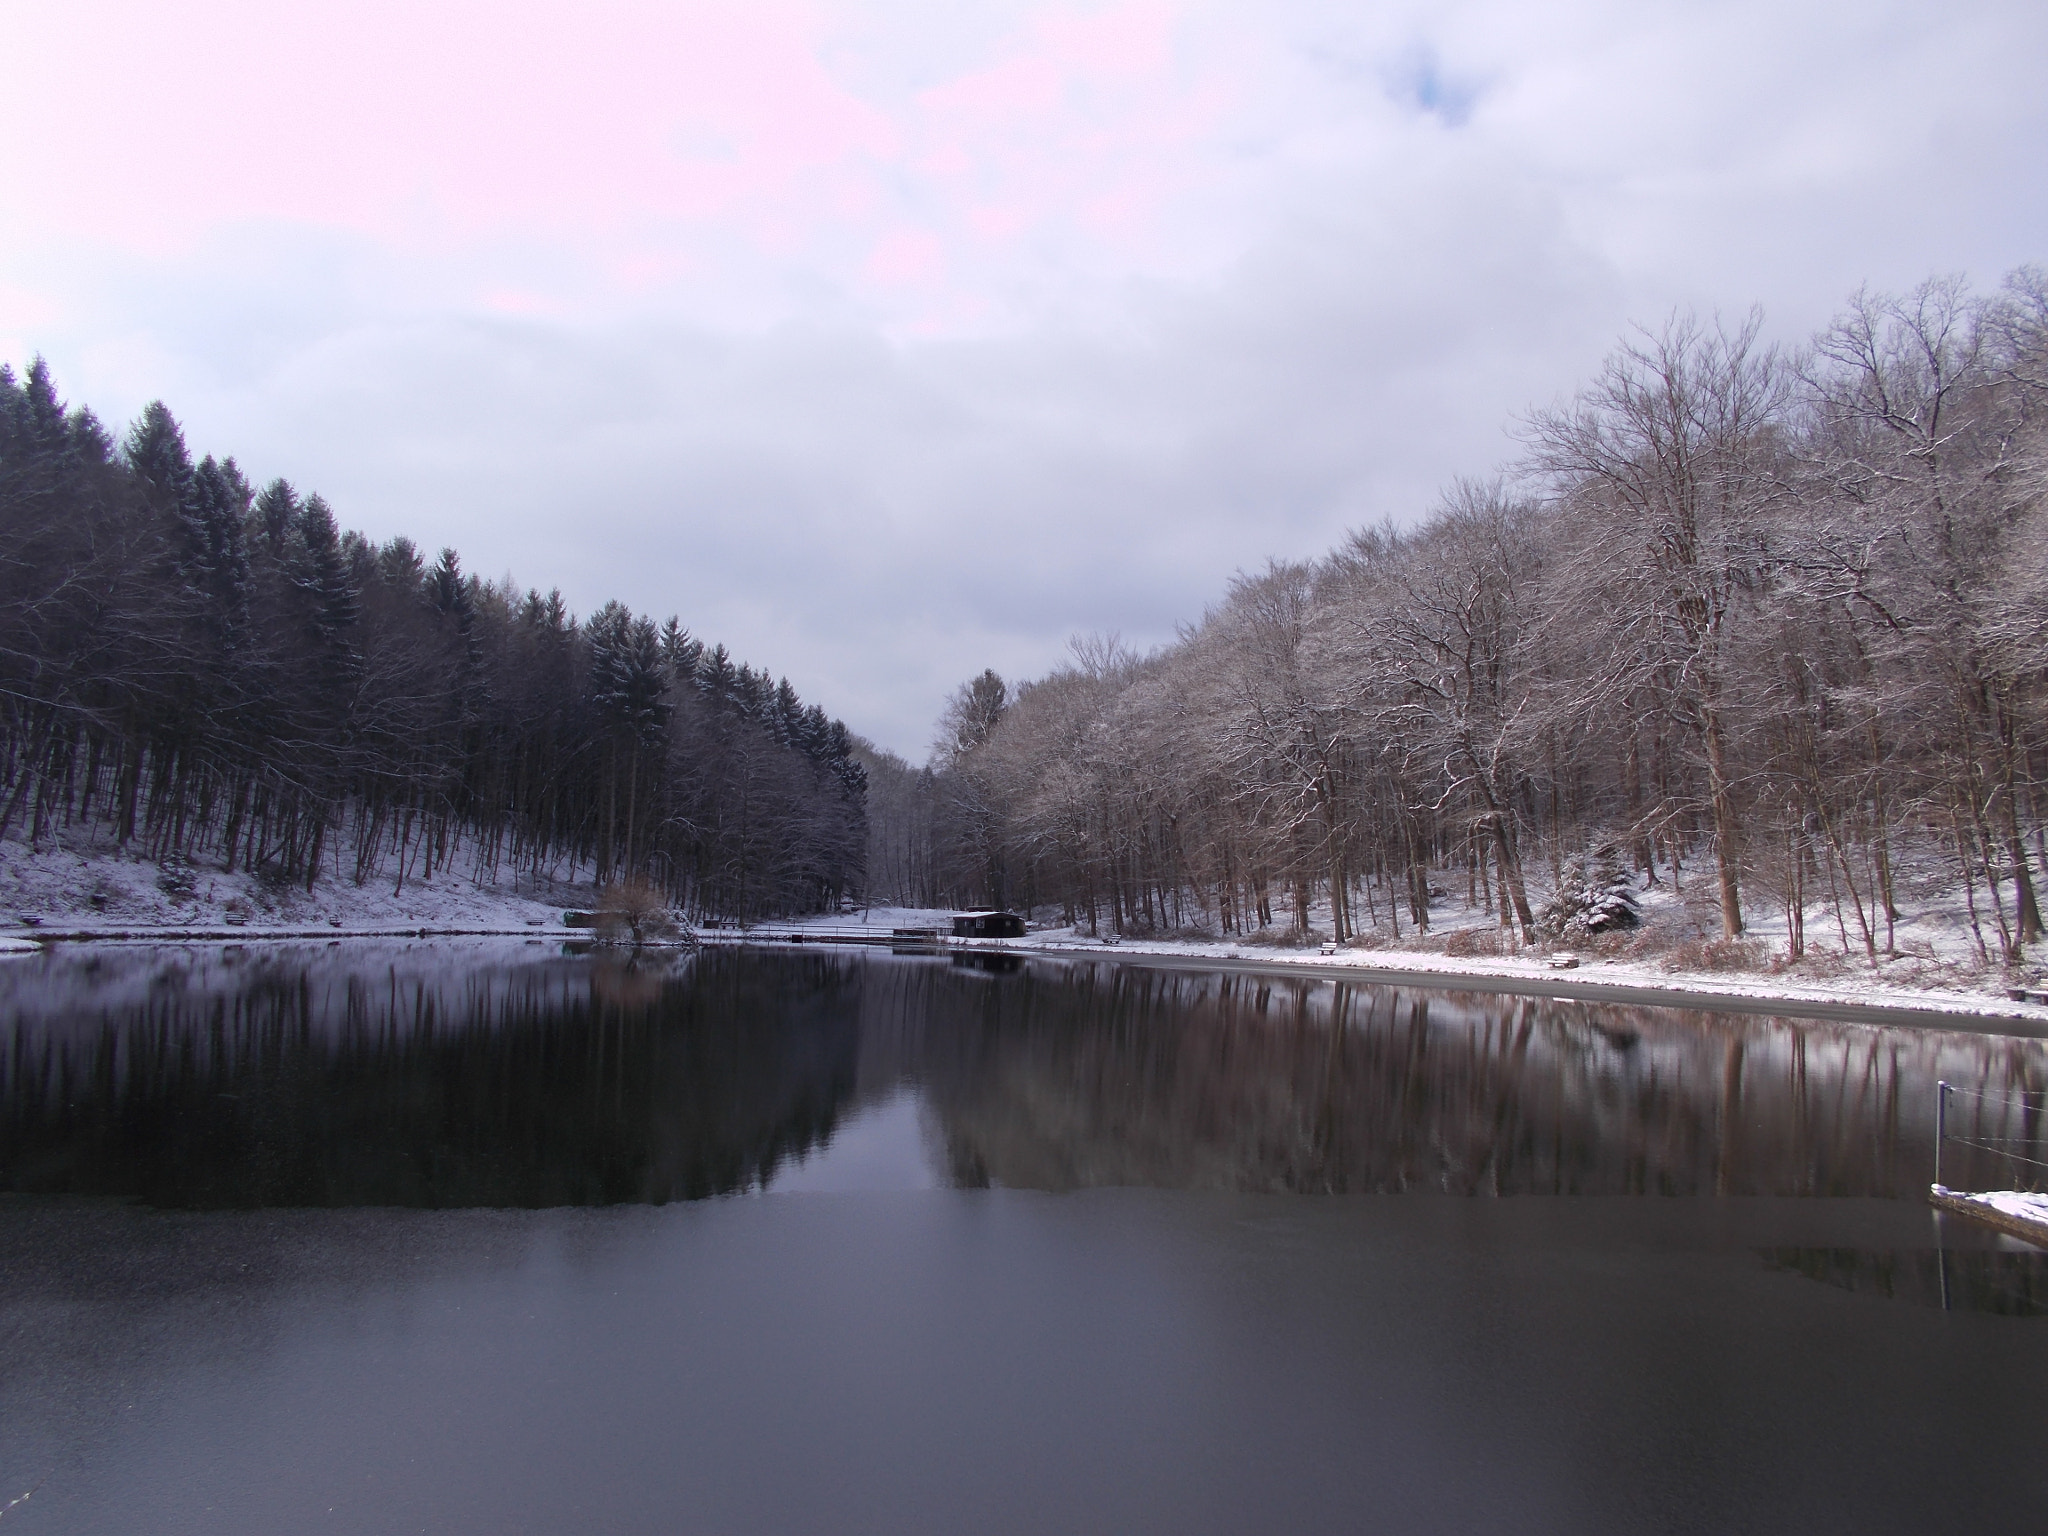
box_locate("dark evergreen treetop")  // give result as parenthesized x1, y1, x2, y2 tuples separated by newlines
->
(0, 361, 866, 917)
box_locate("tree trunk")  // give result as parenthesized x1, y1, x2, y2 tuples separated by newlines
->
(1702, 703, 1745, 937)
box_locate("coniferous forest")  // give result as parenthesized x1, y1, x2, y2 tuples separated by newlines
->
(873, 272, 2048, 972)
(0, 366, 867, 920)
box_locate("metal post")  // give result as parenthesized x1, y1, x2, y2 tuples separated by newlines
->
(1935, 1080, 1949, 1190)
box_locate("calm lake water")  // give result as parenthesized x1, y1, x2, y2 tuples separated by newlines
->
(3, 941, 2046, 1533)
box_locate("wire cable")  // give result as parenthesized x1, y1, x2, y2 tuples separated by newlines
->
(1941, 1083, 2048, 1106)
(1942, 1137, 2048, 1175)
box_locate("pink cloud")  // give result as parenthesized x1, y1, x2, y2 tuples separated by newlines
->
(865, 228, 946, 285)
(965, 204, 1033, 242)
(477, 286, 557, 317)
(0, 0, 1255, 332)
(1, 1, 900, 243)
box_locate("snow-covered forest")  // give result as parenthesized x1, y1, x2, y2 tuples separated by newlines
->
(0, 369, 867, 920)
(875, 271, 2048, 975)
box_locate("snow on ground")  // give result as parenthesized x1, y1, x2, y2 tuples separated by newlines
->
(6, 824, 2046, 1022)
(777, 872, 2048, 1024)
(994, 930, 2048, 1023)
(773, 906, 959, 931)
(0, 825, 591, 938)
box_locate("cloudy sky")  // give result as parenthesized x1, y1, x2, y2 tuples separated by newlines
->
(4, 0, 2044, 757)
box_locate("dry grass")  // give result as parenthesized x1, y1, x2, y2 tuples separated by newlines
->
(1243, 925, 1330, 949)
(1661, 936, 1773, 973)
(1442, 926, 1506, 958)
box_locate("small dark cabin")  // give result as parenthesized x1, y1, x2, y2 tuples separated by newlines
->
(952, 911, 1027, 939)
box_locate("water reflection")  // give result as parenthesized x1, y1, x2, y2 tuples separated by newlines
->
(0, 943, 859, 1207)
(951, 952, 1025, 976)
(895, 965, 2048, 1198)
(1760, 1247, 2048, 1316)
(2, 943, 2044, 1207)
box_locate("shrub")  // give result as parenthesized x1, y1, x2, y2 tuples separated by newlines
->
(1443, 927, 1505, 958)
(593, 878, 686, 946)
(156, 855, 197, 902)
(1243, 925, 1329, 949)
(1663, 936, 1769, 973)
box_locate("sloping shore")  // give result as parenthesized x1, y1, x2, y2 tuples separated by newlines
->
(6, 849, 2045, 1032)
(8, 915, 2047, 1032)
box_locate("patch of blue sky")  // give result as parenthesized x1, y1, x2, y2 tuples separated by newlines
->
(1392, 47, 1481, 127)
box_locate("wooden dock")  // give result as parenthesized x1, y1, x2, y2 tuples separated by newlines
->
(1929, 1185, 2048, 1249)
(694, 924, 955, 948)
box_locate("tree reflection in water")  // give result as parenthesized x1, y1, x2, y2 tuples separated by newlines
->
(1759, 1247, 2048, 1315)
(2, 944, 2043, 1207)
(0, 943, 861, 1207)
(871, 960, 2048, 1197)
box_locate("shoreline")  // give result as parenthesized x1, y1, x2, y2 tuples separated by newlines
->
(0, 923, 556, 945)
(10, 920, 2047, 1036)
(1060, 946, 2048, 1036)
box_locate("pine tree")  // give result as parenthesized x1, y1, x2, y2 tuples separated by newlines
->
(425, 547, 472, 627)
(19, 358, 72, 452)
(190, 456, 252, 636)
(255, 478, 299, 556)
(291, 494, 360, 645)
(697, 643, 737, 708)
(124, 400, 196, 508)
(659, 616, 700, 681)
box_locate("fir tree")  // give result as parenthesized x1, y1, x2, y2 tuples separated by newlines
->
(1531, 850, 1644, 946)
(255, 478, 299, 556)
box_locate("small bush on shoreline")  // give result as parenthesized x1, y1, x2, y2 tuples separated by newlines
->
(1662, 936, 1771, 973)
(593, 879, 687, 947)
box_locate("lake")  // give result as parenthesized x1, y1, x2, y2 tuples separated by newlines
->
(3, 941, 2045, 1533)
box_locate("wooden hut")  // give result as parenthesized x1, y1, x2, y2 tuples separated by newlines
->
(951, 911, 1027, 939)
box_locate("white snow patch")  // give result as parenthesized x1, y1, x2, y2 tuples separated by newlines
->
(995, 928, 2046, 1022)
(7, 823, 2044, 1025)
(1935, 1187, 2048, 1240)
(787, 872, 2048, 1024)
(1966, 1190, 2048, 1226)
(0, 823, 593, 938)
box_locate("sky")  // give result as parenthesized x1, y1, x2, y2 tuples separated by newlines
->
(3, 0, 2044, 759)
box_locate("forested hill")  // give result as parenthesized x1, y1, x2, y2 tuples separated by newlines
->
(0, 363, 866, 920)
(885, 271, 2047, 971)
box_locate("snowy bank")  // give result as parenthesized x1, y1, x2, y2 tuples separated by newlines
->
(0, 830, 589, 940)
(6, 842, 2045, 1030)
(757, 906, 2048, 1030)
